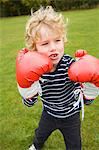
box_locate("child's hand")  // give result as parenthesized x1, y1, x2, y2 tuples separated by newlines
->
(68, 52, 99, 87)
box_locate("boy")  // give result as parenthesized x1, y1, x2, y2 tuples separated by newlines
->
(16, 6, 99, 150)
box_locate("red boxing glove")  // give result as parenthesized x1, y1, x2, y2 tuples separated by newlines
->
(68, 54, 99, 87)
(16, 48, 53, 88)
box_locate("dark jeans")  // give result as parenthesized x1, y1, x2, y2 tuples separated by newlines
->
(33, 111, 81, 150)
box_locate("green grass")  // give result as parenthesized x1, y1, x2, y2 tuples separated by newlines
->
(0, 8, 99, 150)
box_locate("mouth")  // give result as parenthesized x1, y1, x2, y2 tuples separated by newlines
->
(49, 53, 59, 60)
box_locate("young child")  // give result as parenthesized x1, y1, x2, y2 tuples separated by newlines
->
(16, 6, 99, 150)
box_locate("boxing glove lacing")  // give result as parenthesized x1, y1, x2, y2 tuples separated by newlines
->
(73, 89, 84, 120)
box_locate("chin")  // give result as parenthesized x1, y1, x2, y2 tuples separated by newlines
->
(53, 60, 60, 66)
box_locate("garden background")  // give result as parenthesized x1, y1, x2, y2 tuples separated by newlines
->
(0, 0, 99, 150)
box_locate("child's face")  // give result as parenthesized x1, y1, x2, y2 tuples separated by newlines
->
(35, 25, 64, 68)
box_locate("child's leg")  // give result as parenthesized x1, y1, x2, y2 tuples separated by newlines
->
(33, 111, 56, 150)
(59, 113, 81, 150)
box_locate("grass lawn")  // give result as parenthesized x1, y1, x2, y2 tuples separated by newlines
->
(0, 8, 99, 150)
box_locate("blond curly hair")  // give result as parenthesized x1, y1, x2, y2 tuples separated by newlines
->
(25, 6, 67, 51)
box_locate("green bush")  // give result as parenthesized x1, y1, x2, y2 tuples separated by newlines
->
(0, 0, 99, 17)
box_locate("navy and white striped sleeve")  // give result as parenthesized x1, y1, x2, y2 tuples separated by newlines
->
(22, 95, 38, 107)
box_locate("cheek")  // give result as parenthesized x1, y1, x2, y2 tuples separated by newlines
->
(60, 49, 64, 59)
(58, 41, 64, 52)
(59, 45, 64, 54)
(37, 46, 49, 56)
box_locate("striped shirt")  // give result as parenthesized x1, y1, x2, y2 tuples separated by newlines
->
(23, 54, 82, 118)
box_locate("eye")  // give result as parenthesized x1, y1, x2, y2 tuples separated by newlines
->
(55, 39, 61, 42)
(41, 42, 48, 46)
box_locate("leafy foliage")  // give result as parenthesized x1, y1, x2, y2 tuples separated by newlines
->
(0, 0, 99, 17)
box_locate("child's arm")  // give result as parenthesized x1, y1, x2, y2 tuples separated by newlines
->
(17, 81, 40, 107)
(68, 50, 99, 104)
(16, 48, 53, 106)
(22, 95, 38, 107)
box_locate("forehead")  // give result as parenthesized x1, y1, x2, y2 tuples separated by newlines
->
(36, 24, 62, 41)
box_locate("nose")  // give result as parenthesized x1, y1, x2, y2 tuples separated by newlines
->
(49, 42, 57, 52)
